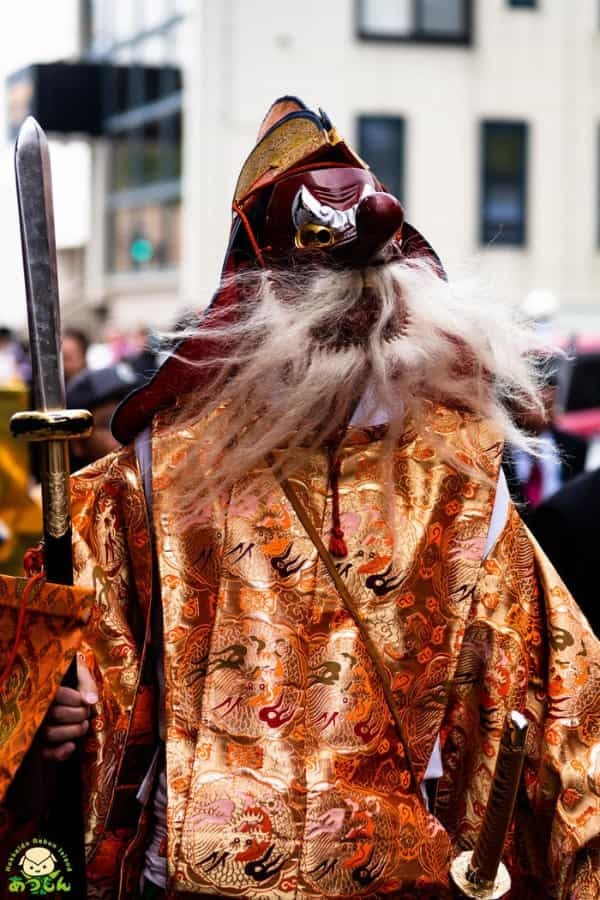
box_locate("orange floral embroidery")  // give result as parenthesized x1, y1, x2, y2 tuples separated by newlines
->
(226, 742, 264, 769)
(431, 626, 445, 645)
(483, 557, 502, 576)
(560, 788, 581, 809)
(426, 596, 439, 613)
(183, 599, 198, 618)
(481, 592, 500, 611)
(392, 672, 412, 693)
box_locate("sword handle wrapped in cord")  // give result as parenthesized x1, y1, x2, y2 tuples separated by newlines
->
(450, 710, 529, 899)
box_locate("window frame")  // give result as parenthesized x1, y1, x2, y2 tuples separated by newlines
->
(357, 114, 406, 203)
(480, 120, 529, 248)
(507, 0, 538, 9)
(355, 0, 473, 46)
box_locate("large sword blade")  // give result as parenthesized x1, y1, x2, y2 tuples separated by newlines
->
(15, 116, 65, 413)
(11, 116, 88, 897)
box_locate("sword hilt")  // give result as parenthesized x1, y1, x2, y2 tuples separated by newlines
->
(10, 407, 93, 441)
(11, 408, 93, 551)
(450, 710, 529, 899)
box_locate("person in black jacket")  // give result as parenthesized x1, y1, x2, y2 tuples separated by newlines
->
(530, 467, 600, 635)
(503, 427, 587, 517)
(66, 361, 147, 469)
(503, 363, 587, 523)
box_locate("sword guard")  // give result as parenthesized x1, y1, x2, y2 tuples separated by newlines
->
(450, 851, 511, 899)
(10, 408, 93, 441)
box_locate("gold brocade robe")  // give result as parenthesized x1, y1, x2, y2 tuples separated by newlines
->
(69, 404, 600, 899)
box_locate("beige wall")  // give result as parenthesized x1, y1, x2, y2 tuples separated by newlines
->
(179, 0, 600, 331)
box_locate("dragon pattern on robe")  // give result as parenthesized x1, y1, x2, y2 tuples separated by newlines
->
(39, 402, 600, 898)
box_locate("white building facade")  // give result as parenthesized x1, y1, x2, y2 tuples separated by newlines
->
(44, 0, 600, 333)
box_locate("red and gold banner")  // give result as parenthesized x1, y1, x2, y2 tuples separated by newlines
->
(0, 573, 94, 801)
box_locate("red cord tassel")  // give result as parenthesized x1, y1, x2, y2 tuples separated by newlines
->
(328, 448, 348, 558)
(329, 526, 348, 558)
(24, 545, 45, 577)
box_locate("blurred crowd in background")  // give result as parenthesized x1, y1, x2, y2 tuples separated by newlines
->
(0, 320, 162, 578)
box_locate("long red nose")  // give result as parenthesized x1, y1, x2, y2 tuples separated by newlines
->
(354, 192, 404, 264)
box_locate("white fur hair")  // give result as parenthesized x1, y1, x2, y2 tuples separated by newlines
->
(165, 258, 546, 511)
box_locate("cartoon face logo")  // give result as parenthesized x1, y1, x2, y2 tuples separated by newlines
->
(19, 846, 58, 878)
(5, 837, 72, 894)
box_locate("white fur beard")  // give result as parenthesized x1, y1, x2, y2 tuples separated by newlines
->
(167, 259, 544, 508)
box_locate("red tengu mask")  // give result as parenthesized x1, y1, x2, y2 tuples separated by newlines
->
(261, 167, 404, 267)
(228, 95, 441, 273)
(111, 96, 443, 443)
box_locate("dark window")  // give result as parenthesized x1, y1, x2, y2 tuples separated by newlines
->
(110, 113, 182, 191)
(85, 0, 183, 55)
(480, 122, 528, 246)
(357, 0, 472, 44)
(358, 116, 405, 201)
(508, 0, 537, 7)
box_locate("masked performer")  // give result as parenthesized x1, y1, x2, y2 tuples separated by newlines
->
(32, 98, 600, 898)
